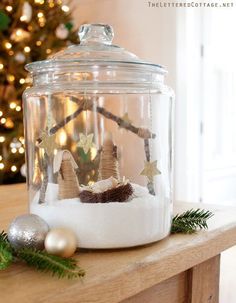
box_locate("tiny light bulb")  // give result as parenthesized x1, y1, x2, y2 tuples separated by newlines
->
(16, 29, 23, 37)
(1, 118, 6, 124)
(16, 106, 21, 112)
(10, 102, 16, 109)
(0, 156, 2, 161)
(19, 78, 25, 84)
(0, 111, 3, 117)
(0, 63, 4, 70)
(11, 165, 17, 172)
(5, 42, 12, 49)
(0, 163, 4, 170)
(36, 40, 42, 46)
(0, 136, 5, 143)
(24, 46, 31, 53)
(11, 148, 17, 153)
(46, 48, 52, 54)
(37, 12, 44, 18)
(61, 5, 69, 12)
(7, 74, 15, 82)
(20, 15, 27, 22)
(19, 147, 25, 154)
(6, 6, 13, 12)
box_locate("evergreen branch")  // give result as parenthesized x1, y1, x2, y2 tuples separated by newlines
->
(171, 208, 214, 234)
(17, 248, 85, 279)
(0, 231, 13, 270)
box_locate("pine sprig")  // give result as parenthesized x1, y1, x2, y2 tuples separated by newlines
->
(16, 248, 85, 279)
(171, 208, 214, 234)
(0, 230, 85, 279)
(0, 231, 13, 269)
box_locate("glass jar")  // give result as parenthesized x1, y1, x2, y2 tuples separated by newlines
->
(23, 24, 174, 249)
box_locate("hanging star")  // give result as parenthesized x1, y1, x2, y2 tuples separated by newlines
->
(120, 112, 132, 128)
(140, 160, 161, 181)
(38, 131, 58, 156)
(77, 133, 96, 154)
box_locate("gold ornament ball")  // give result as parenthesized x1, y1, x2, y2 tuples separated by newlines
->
(44, 228, 77, 258)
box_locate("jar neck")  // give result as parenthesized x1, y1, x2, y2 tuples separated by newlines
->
(31, 66, 165, 89)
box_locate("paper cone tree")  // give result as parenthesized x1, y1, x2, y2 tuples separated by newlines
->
(54, 150, 80, 200)
(98, 133, 120, 181)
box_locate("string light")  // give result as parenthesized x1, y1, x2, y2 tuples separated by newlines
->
(0, 63, 4, 70)
(46, 48, 52, 54)
(36, 40, 42, 46)
(7, 74, 15, 83)
(0, 156, 2, 161)
(19, 147, 25, 154)
(19, 78, 25, 84)
(0, 163, 4, 170)
(8, 50, 14, 56)
(20, 15, 27, 22)
(38, 12, 44, 18)
(61, 5, 69, 12)
(38, 17, 46, 27)
(11, 165, 17, 172)
(1, 118, 6, 124)
(0, 111, 3, 117)
(35, 0, 44, 3)
(5, 42, 12, 49)
(6, 6, 13, 12)
(49, 2, 54, 8)
(0, 136, 5, 143)
(5, 119, 14, 129)
(16, 106, 21, 112)
(10, 102, 16, 109)
(24, 46, 31, 53)
(11, 148, 17, 153)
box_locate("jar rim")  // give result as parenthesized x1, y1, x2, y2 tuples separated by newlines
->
(25, 59, 167, 75)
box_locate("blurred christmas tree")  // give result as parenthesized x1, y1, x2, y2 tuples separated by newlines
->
(0, 0, 78, 184)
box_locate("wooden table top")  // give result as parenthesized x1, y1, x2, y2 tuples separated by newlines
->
(0, 184, 236, 303)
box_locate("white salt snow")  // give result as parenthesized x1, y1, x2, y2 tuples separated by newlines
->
(30, 183, 171, 249)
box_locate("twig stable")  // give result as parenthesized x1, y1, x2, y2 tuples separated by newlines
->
(37, 97, 156, 195)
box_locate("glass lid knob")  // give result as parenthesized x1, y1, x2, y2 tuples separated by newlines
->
(79, 23, 114, 45)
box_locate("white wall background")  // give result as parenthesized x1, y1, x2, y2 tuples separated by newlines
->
(73, 0, 177, 90)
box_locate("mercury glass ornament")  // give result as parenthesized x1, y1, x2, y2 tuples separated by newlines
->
(44, 228, 77, 258)
(8, 214, 49, 249)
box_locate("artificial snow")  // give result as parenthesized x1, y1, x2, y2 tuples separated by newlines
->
(30, 183, 171, 249)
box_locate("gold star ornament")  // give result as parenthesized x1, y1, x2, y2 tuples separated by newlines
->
(140, 160, 161, 181)
(38, 131, 58, 156)
(77, 133, 96, 154)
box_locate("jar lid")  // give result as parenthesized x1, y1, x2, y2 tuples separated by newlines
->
(25, 23, 166, 75)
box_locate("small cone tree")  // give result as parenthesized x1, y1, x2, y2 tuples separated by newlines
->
(56, 151, 80, 200)
(98, 133, 120, 181)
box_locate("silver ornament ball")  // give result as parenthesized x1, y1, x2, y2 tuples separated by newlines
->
(45, 228, 77, 258)
(8, 214, 49, 250)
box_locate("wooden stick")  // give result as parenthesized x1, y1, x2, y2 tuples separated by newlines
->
(39, 153, 49, 204)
